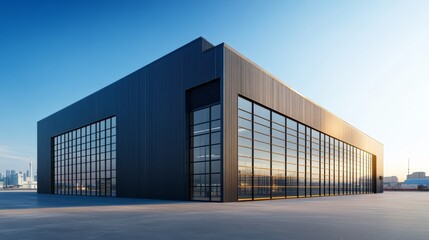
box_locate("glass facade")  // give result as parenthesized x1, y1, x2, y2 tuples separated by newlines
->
(238, 96, 373, 201)
(52, 116, 117, 197)
(190, 104, 222, 201)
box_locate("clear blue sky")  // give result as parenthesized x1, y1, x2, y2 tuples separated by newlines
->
(1, 0, 428, 180)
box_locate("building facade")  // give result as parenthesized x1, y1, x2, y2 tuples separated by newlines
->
(407, 172, 426, 179)
(384, 176, 398, 183)
(38, 38, 384, 202)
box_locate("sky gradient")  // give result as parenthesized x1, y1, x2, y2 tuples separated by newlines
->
(1, 0, 428, 180)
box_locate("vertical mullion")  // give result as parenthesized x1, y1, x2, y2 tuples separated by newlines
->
(189, 113, 192, 201)
(342, 143, 344, 195)
(98, 123, 101, 196)
(80, 129, 82, 196)
(305, 128, 308, 197)
(90, 126, 93, 196)
(320, 134, 322, 196)
(284, 123, 287, 199)
(209, 108, 212, 202)
(308, 128, 310, 197)
(52, 138, 55, 194)
(72, 132, 75, 196)
(109, 124, 111, 197)
(67, 137, 70, 195)
(98, 123, 102, 196)
(251, 103, 254, 201)
(319, 133, 321, 196)
(355, 148, 358, 194)
(108, 123, 111, 197)
(220, 104, 224, 202)
(295, 125, 298, 198)
(98, 125, 101, 196)
(270, 110, 273, 199)
(329, 137, 332, 195)
(333, 139, 336, 195)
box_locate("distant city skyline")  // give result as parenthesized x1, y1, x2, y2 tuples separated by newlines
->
(1, 1, 429, 181)
(0, 145, 36, 174)
(0, 162, 36, 180)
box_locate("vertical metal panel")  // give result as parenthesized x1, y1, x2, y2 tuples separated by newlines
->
(187, 80, 221, 110)
(223, 45, 384, 201)
(37, 37, 224, 200)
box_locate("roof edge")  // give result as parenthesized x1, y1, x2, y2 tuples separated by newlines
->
(38, 37, 216, 123)
(223, 43, 383, 146)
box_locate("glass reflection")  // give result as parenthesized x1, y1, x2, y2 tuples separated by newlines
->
(190, 104, 222, 202)
(237, 96, 373, 201)
(53, 116, 117, 197)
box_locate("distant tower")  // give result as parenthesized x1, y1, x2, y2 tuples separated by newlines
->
(29, 160, 33, 184)
(408, 158, 410, 175)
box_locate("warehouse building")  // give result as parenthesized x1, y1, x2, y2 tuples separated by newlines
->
(38, 37, 384, 202)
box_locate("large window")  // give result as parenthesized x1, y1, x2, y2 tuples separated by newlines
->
(190, 104, 222, 201)
(238, 96, 373, 201)
(53, 116, 117, 197)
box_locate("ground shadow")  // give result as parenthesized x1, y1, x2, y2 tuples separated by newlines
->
(0, 191, 197, 210)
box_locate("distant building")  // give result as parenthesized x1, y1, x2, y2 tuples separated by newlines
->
(11, 173, 23, 186)
(398, 183, 419, 190)
(403, 179, 429, 188)
(5, 170, 11, 186)
(407, 172, 426, 179)
(384, 176, 398, 183)
(383, 176, 399, 190)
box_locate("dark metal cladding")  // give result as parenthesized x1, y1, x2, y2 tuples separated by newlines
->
(37, 38, 224, 200)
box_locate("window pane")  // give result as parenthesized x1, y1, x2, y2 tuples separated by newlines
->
(239, 109, 252, 120)
(192, 123, 209, 136)
(238, 118, 252, 130)
(211, 132, 221, 144)
(211, 104, 221, 120)
(254, 115, 270, 126)
(238, 137, 252, 148)
(239, 156, 252, 167)
(211, 145, 221, 160)
(211, 161, 221, 173)
(272, 112, 285, 126)
(254, 123, 269, 135)
(238, 97, 252, 112)
(191, 147, 210, 162)
(211, 120, 221, 132)
(192, 134, 210, 147)
(192, 108, 209, 125)
(238, 127, 252, 139)
(193, 162, 209, 174)
(254, 104, 270, 119)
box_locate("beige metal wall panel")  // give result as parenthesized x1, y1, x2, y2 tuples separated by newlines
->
(223, 45, 383, 201)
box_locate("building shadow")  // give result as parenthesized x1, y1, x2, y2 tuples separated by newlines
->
(0, 191, 197, 210)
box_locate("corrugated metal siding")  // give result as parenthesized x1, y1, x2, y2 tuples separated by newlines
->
(37, 38, 224, 200)
(187, 79, 221, 110)
(223, 45, 384, 200)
